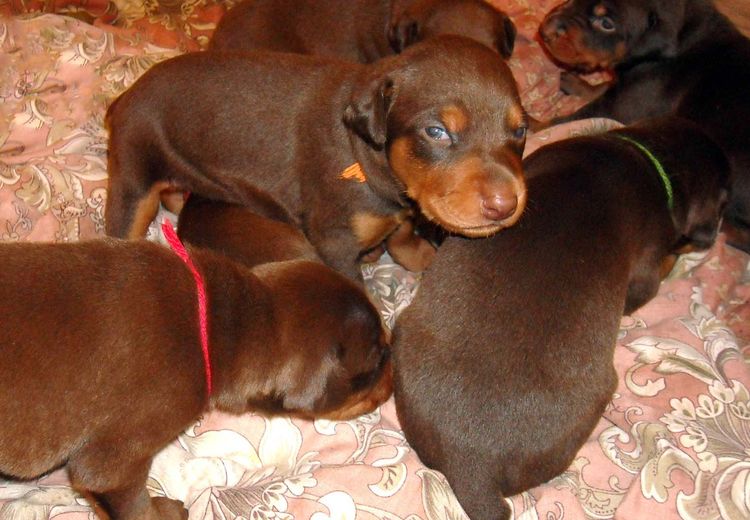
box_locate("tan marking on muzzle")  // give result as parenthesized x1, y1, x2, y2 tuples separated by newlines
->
(389, 136, 526, 236)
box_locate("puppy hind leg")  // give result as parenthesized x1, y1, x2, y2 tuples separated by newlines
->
(105, 180, 172, 239)
(442, 460, 511, 520)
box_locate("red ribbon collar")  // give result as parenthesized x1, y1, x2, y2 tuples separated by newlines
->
(161, 220, 213, 396)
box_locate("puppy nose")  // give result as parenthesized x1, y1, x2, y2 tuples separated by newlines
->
(554, 18, 568, 36)
(543, 15, 567, 38)
(481, 193, 518, 221)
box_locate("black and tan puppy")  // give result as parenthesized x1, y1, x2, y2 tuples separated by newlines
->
(538, 0, 750, 251)
(210, 0, 517, 62)
(0, 236, 392, 519)
(392, 117, 730, 520)
(105, 36, 528, 279)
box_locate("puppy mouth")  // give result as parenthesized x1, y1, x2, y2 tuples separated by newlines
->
(539, 19, 621, 72)
(422, 187, 527, 237)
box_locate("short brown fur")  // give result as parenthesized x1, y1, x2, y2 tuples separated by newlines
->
(0, 234, 391, 519)
(210, 0, 517, 62)
(538, 0, 750, 252)
(105, 37, 528, 279)
(393, 117, 730, 520)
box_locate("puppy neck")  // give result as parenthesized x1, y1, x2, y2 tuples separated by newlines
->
(187, 248, 278, 411)
(347, 129, 409, 207)
(611, 134, 674, 211)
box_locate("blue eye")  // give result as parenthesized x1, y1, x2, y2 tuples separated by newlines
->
(591, 16, 616, 33)
(514, 126, 527, 139)
(425, 126, 450, 141)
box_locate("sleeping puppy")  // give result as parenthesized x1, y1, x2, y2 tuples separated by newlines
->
(0, 236, 392, 520)
(537, 0, 750, 252)
(105, 36, 528, 279)
(392, 117, 730, 520)
(210, 0, 517, 62)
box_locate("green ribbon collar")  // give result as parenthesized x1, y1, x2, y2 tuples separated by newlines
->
(614, 133, 674, 211)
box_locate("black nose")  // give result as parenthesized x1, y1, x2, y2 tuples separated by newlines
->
(553, 15, 568, 36)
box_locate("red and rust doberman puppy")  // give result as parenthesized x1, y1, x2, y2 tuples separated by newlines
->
(210, 0, 517, 62)
(0, 234, 392, 520)
(105, 36, 528, 279)
(392, 117, 730, 520)
(538, 0, 750, 252)
(207, 0, 517, 268)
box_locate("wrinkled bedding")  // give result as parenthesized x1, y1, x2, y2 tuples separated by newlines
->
(1, 1, 749, 519)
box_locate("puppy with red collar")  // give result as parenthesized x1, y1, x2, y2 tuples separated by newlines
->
(0, 231, 391, 519)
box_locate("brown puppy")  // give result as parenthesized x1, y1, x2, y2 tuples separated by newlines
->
(392, 117, 730, 520)
(537, 0, 750, 252)
(105, 36, 528, 279)
(210, 0, 517, 62)
(178, 192, 321, 267)
(0, 237, 392, 519)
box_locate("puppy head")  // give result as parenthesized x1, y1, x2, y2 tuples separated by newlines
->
(538, 0, 687, 72)
(345, 36, 528, 238)
(388, 0, 517, 58)
(623, 117, 731, 252)
(251, 261, 392, 421)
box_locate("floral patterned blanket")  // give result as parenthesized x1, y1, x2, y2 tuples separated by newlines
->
(1, 1, 749, 519)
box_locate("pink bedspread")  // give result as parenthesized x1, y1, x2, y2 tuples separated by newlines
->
(1, 1, 749, 519)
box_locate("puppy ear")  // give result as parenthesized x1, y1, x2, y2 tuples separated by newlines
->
(497, 14, 517, 59)
(344, 75, 395, 150)
(632, 4, 686, 58)
(678, 187, 729, 250)
(388, 11, 421, 53)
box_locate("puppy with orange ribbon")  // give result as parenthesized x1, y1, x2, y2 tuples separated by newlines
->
(105, 36, 528, 278)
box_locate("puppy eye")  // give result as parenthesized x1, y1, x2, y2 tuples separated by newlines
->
(591, 16, 616, 33)
(513, 125, 527, 140)
(424, 126, 450, 142)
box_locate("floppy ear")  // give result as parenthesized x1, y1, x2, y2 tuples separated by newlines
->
(387, 14, 420, 53)
(631, 3, 687, 59)
(677, 186, 729, 250)
(343, 75, 395, 150)
(497, 14, 517, 58)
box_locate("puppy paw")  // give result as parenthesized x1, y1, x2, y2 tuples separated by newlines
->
(386, 219, 437, 272)
(559, 71, 592, 96)
(152, 496, 188, 519)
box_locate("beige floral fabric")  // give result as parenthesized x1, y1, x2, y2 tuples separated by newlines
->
(1, 1, 749, 519)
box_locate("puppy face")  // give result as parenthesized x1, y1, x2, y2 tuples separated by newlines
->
(389, 0, 517, 59)
(538, 0, 686, 72)
(346, 36, 528, 238)
(252, 261, 392, 420)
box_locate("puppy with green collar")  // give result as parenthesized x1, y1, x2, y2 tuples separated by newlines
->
(392, 116, 730, 520)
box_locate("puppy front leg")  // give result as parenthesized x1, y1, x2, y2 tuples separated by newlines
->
(95, 479, 186, 520)
(550, 89, 619, 125)
(559, 71, 611, 98)
(385, 218, 437, 272)
(69, 452, 186, 520)
(311, 229, 366, 281)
